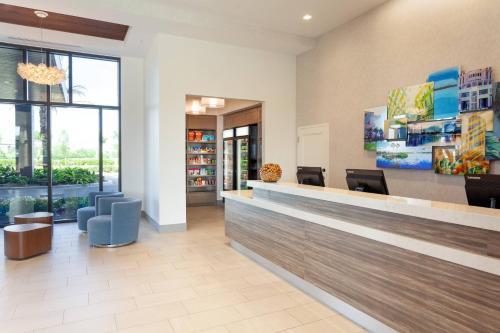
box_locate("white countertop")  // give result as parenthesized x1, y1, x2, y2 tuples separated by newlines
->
(245, 180, 500, 232)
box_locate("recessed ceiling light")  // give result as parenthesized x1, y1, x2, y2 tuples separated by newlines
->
(303, 14, 312, 21)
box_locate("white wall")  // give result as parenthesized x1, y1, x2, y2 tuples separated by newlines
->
(145, 34, 296, 230)
(121, 56, 145, 203)
(143, 37, 161, 223)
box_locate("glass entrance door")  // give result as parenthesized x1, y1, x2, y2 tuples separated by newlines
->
(236, 137, 249, 190)
(51, 107, 99, 221)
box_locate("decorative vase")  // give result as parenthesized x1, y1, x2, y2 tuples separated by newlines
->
(259, 163, 282, 182)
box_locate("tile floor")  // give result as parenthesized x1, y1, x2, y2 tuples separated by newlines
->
(0, 206, 366, 333)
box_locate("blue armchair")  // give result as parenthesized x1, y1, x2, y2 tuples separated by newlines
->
(87, 197, 142, 247)
(77, 192, 123, 232)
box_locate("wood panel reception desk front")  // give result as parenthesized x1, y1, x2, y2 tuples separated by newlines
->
(221, 181, 500, 333)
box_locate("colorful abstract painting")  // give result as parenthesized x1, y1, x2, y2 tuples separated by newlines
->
(376, 141, 432, 170)
(387, 83, 434, 121)
(459, 110, 494, 161)
(459, 67, 493, 112)
(364, 106, 387, 151)
(427, 67, 459, 120)
(407, 119, 461, 147)
(486, 132, 500, 160)
(433, 146, 489, 175)
(384, 118, 407, 141)
(488, 83, 500, 160)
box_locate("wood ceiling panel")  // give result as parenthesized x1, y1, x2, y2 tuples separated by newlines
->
(0, 3, 129, 41)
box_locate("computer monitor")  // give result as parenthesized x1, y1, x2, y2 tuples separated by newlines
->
(464, 174, 500, 209)
(297, 166, 325, 187)
(346, 169, 389, 195)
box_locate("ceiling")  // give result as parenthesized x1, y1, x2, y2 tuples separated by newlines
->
(186, 95, 261, 116)
(0, 0, 387, 57)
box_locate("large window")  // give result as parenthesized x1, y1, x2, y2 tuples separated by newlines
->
(0, 43, 120, 225)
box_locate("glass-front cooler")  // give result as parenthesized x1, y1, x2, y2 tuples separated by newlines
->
(223, 129, 234, 191)
(236, 137, 249, 190)
(222, 125, 260, 191)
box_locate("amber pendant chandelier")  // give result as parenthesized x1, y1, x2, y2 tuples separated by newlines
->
(16, 10, 66, 86)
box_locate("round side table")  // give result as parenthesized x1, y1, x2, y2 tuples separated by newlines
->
(14, 212, 54, 225)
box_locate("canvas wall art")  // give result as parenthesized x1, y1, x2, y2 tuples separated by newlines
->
(486, 132, 500, 160)
(407, 119, 461, 147)
(494, 82, 500, 114)
(387, 83, 434, 121)
(384, 118, 407, 141)
(376, 141, 432, 170)
(459, 110, 494, 160)
(433, 146, 489, 175)
(364, 106, 387, 151)
(427, 67, 459, 120)
(459, 67, 493, 112)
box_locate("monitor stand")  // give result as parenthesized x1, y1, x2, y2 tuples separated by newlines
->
(490, 197, 497, 209)
(354, 186, 366, 192)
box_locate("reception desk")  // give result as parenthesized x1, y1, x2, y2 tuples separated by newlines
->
(221, 181, 500, 333)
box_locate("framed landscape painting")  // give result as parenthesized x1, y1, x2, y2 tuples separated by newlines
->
(406, 119, 461, 147)
(376, 141, 432, 170)
(364, 106, 387, 151)
(384, 118, 407, 141)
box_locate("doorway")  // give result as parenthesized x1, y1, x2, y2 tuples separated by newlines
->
(297, 123, 330, 185)
(184, 95, 262, 207)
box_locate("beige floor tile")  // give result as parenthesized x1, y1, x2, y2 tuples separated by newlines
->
(237, 282, 287, 301)
(35, 315, 116, 333)
(0, 310, 63, 333)
(286, 314, 365, 333)
(323, 315, 366, 333)
(44, 281, 110, 301)
(234, 294, 300, 319)
(13, 293, 89, 318)
(287, 291, 316, 305)
(0, 289, 46, 307)
(201, 326, 230, 333)
(109, 272, 166, 289)
(1, 277, 68, 294)
(116, 319, 174, 333)
(243, 272, 281, 286)
(169, 306, 242, 332)
(226, 311, 301, 333)
(192, 278, 253, 297)
(150, 276, 207, 293)
(63, 298, 136, 323)
(134, 287, 197, 308)
(182, 291, 247, 313)
(115, 301, 188, 330)
(90, 284, 151, 304)
(285, 302, 336, 324)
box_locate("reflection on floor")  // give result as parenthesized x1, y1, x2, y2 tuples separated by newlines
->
(0, 205, 365, 333)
